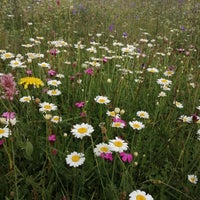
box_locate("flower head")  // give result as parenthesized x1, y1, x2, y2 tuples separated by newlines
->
(94, 95, 111, 104)
(48, 134, 56, 143)
(136, 111, 149, 119)
(65, 152, 85, 167)
(75, 101, 85, 108)
(188, 174, 198, 184)
(0, 73, 18, 100)
(0, 127, 11, 138)
(109, 137, 128, 152)
(71, 123, 94, 139)
(111, 117, 126, 128)
(120, 152, 133, 163)
(39, 102, 57, 112)
(129, 190, 154, 200)
(129, 120, 145, 130)
(19, 77, 44, 89)
(94, 142, 111, 156)
(100, 152, 113, 161)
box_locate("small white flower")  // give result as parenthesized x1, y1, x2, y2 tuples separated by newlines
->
(129, 121, 145, 130)
(65, 152, 85, 167)
(109, 137, 128, 152)
(94, 95, 111, 104)
(188, 174, 198, 184)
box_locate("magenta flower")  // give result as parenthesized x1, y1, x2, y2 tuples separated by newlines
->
(113, 117, 126, 127)
(49, 49, 57, 56)
(48, 134, 56, 143)
(85, 68, 94, 75)
(1, 112, 16, 119)
(0, 139, 5, 146)
(100, 152, 113, 161)
(48, 70, 57, 76)
(0, 73, 18, 101)
(75, 101, 85, 108)
(120, 152, 133, 163)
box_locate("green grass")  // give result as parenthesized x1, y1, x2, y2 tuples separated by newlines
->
(0, 0, 200, 199)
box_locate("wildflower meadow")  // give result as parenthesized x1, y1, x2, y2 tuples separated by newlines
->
(0, 0, 200, 199)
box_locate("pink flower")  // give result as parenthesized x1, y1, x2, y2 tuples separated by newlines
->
(80, 112, 86, 117)
(85, 68, 94, 75)
(2, 112, 16, 119)
(26, 70, 32, 75)
(100, 152, 113, 161)
(49, 49, 57, 56)
(103, 57, 108, 63)
(48, 70, 57, 76)
(113, 117, 126, 127)
(48, 134, 56, 143)
(0, 139, 5, 146)
(120, 152, 133, 163)
(0, 73, 18, 101)
(51, 148, 58, 155)
(75, 101, 85, 108)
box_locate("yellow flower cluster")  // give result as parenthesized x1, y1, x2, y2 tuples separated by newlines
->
(19, 77, 44, 89)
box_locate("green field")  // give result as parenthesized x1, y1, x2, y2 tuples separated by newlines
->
(0, 0, 200, 199)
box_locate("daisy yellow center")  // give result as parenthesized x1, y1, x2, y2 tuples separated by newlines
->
(136, 195, 146, 200)
(0, 129, 5, 134)
(71, 155, 80, 162)
(51, 81, 57, 85)
(110, 111, 116, 117)
(51, 90, 57, 95)
(78, 127, 87, 134)
(41, 63, 47, 67)
(114, 141, 123, 147)
(100, 147, 109, 152)
(190, 177, 195, 182)
(114, 122, 121, 127)
(44, 105, 52, 110)
(53, 117, 59, 121)
(99, 99, 106, 103)
(139, 113, 145, 117)
(14, 61, 19, 65)
(24, 97, 31, 101)
(5, 53, 12, 58)
(133, 123, 141, 129)
(161, 79, 167, 83)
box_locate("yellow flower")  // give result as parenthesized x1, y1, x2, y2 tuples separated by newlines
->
(19, 77, 44, 89)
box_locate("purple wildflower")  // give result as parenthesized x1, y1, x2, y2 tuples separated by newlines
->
(75, 101, 85, 108)
(100, 152, 113, 161)
(1, 112, 16, 119)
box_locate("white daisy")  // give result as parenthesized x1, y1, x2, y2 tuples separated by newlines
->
(163, 70, 174, 77)
(0, 127, 11, 138)
(146, 68, 159, 73)
(136, 111, 149, 119)
(1, 52, 15, 60)
(71, 123, 94, 139)
(173, 101, 183, 108)
(196, 106, 200, 111)
(108, 137, 128, 152)
(39, 102, 57, 112)
(179, 115, 192, 123)
(47, 80, 62, 87)
(51, 116, 62, 123)
(94, 143, 111, 156)
(106, 110, 117, 117)
(9, 59, 26, 68)
(19, 96, 32, 103)
(129, 120, 145, 130)
(38, 62, 51, 68)
(157, 78, 172, 86)
(188, 174, 198, 184)
(111, 121, 126, 128)
(47, 89, 61, 96)
(94, 95, 111, 104)
(129, 189, 154, 200)
(65, 152, 85, 167)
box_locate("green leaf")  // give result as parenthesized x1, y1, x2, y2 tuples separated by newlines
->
(25, 141, 33, 157)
